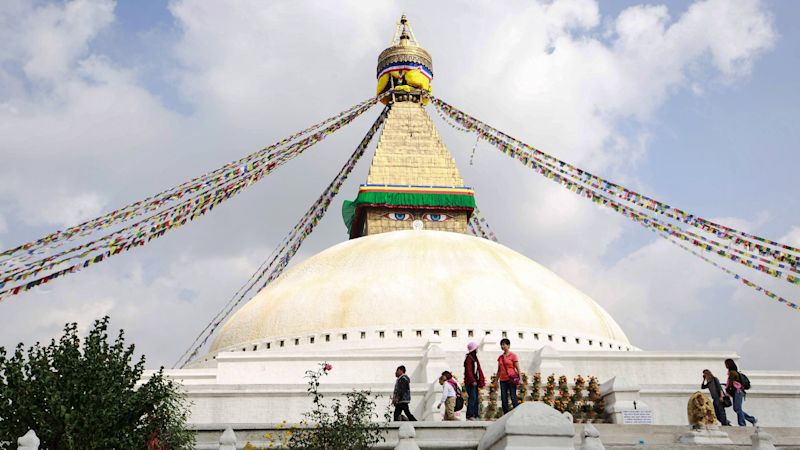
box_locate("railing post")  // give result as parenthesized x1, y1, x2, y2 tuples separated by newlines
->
(17, 430, 40, 450)
(579, 423, 605, 450)
(219, 427, 236, 450)
(394, 423, 421, 450)
(751, 427, 777, 450)
(600, 376, 652, 424)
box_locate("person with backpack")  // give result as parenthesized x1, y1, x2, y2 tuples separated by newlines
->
(464, 341, 486, 420)
(392, 365, 417, 421)
(702, 369, 731, 426)
(725, 358, 757, 426)
(497, 338, 521, 414)
(436, 371, 461, 421)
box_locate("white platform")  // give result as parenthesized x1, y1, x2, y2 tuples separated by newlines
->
(148, 336, 800, 428)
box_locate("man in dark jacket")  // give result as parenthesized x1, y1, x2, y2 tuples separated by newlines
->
(392, 365, 417, 421)
(702, 369, 731, 426)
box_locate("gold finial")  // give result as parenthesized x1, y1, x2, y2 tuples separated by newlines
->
(377, 15, 433, 104)
(390, 14, 419, 47)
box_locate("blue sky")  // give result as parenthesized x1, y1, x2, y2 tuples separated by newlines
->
(0, 0, 797, 370)
(645, 1, 799, 223)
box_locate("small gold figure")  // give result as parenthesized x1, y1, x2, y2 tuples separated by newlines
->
(687, 391, 717, 427)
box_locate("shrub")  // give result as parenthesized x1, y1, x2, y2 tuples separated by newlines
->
(287, 363, 388, 449)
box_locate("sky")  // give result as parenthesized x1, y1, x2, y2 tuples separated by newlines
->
(0, 0, 798, 371)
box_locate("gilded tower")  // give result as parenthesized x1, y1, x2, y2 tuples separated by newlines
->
(343, 16, 476, 238)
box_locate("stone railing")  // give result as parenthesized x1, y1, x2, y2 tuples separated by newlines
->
(13, 400, 786, 450)
(196, 415, 783, 449)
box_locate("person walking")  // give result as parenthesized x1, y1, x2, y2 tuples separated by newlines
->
(463, 342, 486, 420)
(702, 369, 731, 426)
(392, 365, 417, 421)
(436, 371, 458, 421)
(725, 359, 757, 426)
(497, 338, 520, 414)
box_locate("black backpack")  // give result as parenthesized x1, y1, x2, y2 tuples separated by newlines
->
(454, 383, 464, 412)
(739, 372, 751, 390)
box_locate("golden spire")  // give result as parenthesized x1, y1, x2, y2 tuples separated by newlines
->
(341, 16, 474, 239)
(376, 15, 433, 104)
(343, 98, 473, 238)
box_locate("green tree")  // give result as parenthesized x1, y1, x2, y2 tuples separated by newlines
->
(0, 316, 193, 450)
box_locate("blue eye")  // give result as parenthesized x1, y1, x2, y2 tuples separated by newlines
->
(424, 213, 450, 222)
(384, 212, 413, 221)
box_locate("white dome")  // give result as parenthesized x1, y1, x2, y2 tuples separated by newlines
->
(211, 230, 630, 353)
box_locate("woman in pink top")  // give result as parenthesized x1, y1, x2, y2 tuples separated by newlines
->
(725, 359, 757, 426)
(497, 338, 521, 413)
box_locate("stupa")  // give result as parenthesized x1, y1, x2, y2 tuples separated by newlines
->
(162, 16, 800, 432)
(210, 15, 629, 357)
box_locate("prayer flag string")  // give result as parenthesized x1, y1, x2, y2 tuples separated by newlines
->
(0, 97, 383, 301)
(0, 103, 372, 286)
(431, 96, 799, 311)
(430, 96, 800, 265)
(469, 206, 498, 242)
(658, 230, 798, 310)
(175, 106, 390, 368)
(0, 95, 383, 272)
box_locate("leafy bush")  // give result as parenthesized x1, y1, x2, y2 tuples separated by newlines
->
(287, 363, 388, 449)
(0, 316, 193, 450)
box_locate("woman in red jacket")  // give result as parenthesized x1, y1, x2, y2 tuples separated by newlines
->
(463, 341, 486, 420)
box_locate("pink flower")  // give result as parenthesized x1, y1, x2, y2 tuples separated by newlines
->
(323, 363, 333, 372)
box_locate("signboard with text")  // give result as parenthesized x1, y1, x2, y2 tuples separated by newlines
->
(622, 410, 654, 425)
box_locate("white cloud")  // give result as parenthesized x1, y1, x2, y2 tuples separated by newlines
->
(0, 0, 790, 371)
(781, 227, 800, 247)
(169, 0, 391, 128)
(677, 0, 777, 78)
(549, 214, 800, 370)
(447, 0, 776, 266)
(22, 190, 106, 227)
(0, 0, 115, 81)
(455, 0, 775, 166)
(0, 249, 265, 366)
(551, 236, 721, 338)
(39, 297, 115, 336)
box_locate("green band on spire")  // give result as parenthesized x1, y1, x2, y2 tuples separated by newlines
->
(342, 189, 476, 233)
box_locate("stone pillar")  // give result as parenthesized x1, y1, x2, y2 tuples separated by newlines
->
(477, 402, 575, 450)
(17, 430, 39, 450)
(579, 423, 605, 450)
(419, 380, 441, 421)
(751, 427, 777, 450)
(422, 337, 448, 382)
(394, 423, 421, 450)
(600, 376, 652, 424)
(480, 334, 498, 353)
(535, 346, 565, 374)
(219, 427, 236, 450)
(418, 338, 448, 420)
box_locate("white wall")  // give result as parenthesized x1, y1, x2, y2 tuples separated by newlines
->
(150, 340, 800, 426)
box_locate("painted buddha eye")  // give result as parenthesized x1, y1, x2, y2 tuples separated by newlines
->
(384, 212, 413, 221)
(423, 213, 451, 222)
